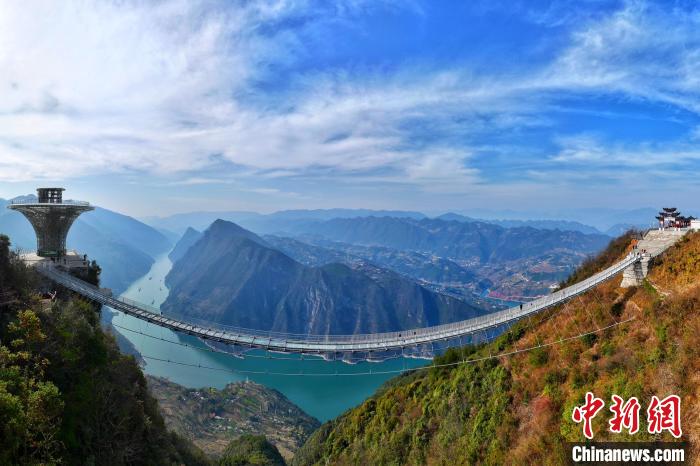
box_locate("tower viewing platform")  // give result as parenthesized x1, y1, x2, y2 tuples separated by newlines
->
(8, 188, 93, 258)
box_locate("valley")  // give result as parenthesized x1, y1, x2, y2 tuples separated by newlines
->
(107, 251, 427, 422)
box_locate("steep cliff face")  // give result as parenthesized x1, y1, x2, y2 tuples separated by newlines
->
(161, 220, 486, 335)
(293, 232, 700, 465)
(169, 227, 203, 264)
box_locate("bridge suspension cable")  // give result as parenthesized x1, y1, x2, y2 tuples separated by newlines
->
(35, 252, 641, 357)
(108, 317, 634, 377)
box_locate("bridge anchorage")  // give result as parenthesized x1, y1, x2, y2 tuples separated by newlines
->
(8, 189, 691, 361)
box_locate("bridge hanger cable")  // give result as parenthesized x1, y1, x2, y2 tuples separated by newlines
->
(110, 321, 405, 363)
(110, 284, 607, 366)
(111, 316, 634, 377)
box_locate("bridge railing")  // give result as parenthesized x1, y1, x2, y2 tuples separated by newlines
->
(35, 252, 639, 348)
(9, 199, 91, 206)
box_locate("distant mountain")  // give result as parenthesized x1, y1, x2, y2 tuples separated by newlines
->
(169, 227, 203, 264)
(142, 211, 262, 235)
(605, 223, 647, 237)
(435, 212, 478, 222)
(161, 220, 486, 335)
(69, 221, 154, 295)
(436, 212, 603, 235)
(154, 227, 181, 246)
(0, 196, 172, 293)
(264, 235, 477, 286)
(265, 208, 426, 221)
(287, 217, 610, 264)
(444, 207, 665, 232)
(145, 208, 426, 236)
(78, 207, 172, 259)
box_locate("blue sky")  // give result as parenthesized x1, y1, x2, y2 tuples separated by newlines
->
(0, 0, 699, 218)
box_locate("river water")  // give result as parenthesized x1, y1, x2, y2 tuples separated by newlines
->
(108, 253, 427, 422)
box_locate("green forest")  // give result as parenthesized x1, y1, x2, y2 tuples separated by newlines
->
(0, 234, 281, 466)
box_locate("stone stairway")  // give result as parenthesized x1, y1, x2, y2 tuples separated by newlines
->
(620, 229, 688, 287)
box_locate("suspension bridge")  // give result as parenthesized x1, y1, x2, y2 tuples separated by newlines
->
(33, 228, 684, 359)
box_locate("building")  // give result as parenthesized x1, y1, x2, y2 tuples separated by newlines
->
(656, 208, 693, 230)
(7, 188, 93, 257)
(691, 219, 700, 231)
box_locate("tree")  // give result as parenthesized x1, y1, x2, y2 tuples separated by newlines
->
(0, 310, 64, 464)
(219, 435, 286, 466)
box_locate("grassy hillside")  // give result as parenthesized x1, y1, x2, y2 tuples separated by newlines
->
(293, 231, 699, 465)
(148, 375, 319, 461)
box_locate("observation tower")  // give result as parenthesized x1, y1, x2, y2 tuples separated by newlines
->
(7, 188, 93, 257)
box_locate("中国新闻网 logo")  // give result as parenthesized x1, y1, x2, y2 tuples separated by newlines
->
(571, 392, 681, 439)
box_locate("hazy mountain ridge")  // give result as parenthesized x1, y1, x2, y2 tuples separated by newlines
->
(144, 208, 426, 236)
(161, 220, 487, 335)
(285, 216, 610, 264)
(437, 212, 603, 235)
(146, 207, 672, 239)
(169, 227, 204, 264)
(264, 235, 477, 285)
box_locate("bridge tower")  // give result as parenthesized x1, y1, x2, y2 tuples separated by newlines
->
(8, 188, 93, 257)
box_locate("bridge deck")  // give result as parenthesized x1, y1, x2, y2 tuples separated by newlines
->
(34, 229, 689, 355)
(36, 253, 641, 354)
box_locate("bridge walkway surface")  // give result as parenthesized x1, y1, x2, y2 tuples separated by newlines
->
(33, 229, 688, 356)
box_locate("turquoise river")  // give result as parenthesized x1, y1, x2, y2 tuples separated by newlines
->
(108, 253, 428, 422)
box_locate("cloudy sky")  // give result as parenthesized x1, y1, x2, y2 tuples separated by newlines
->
(0, 0, 698, 217)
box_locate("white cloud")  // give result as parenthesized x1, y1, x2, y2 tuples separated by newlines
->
(539, 0, 700, 110)
(551, 134, 700, 170)
(0, 0, 698, 195)
(0, 0, 483, 188)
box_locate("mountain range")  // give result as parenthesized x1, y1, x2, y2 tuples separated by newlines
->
(145, 208, 653, 239)
(143, 208, 426, 236)
(281, 216, 611, 264)
(264, 235, 478, 286)
(436, 213, 603, 235)
(161, 220, 486, 335)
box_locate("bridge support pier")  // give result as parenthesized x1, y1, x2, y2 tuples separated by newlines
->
(620, 257, 650, 288)
(620, 229, 688, 288)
